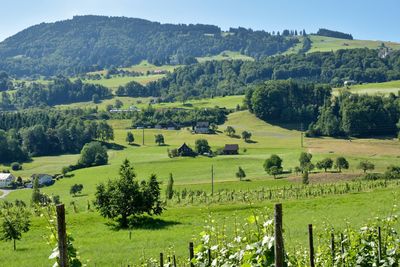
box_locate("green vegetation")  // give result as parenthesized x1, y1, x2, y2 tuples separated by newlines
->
(0, 15, 297, 76)
(308, 35, 400, 53)
(335, 80, 400, 95)
(196, 50, 254, 62)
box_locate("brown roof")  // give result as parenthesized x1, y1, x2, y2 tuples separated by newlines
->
(223, 144, 239, 151)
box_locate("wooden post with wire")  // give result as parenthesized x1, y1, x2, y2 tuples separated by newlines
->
(189, 242, 194, 267)
(308, 224, 315, 267)
(274, 203, 284, 267)
(211, 165, 214, 196)
(56, 204, 68, 267)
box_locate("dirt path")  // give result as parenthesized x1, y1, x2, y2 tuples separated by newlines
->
(0, 189, 12, 199)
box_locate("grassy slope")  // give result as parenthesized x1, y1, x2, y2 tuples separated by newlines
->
(55, 95, 245, 111)
(1, 109, 400, 265)
(308, 35, 400, 53)
(0, 189, 398, 266)
(196, 50, 254, 63)
(333, 80, 400, 95)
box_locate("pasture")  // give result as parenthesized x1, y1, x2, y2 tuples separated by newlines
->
(308, 35, 400, 53)
(1, 108, 400, 266)
(196, 50, 254, 63)
(334, 80, 400, 95)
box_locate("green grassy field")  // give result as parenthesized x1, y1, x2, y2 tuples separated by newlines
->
(196, 50, 254, 63)
(1, 107, 400, 266)
(55, 95, 245, 111)
(1, 188, 398, 266)
(333, 80, 400, 95)
(308, 35, 400, 53)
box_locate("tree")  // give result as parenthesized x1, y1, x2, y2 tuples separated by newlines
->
(263, 154, 283, 178)
(299, 152, 313, 172)
(316, 158, 333, 172)
(225, 126, 236, 137)
(114, 99, 123, 108)
(236, 167, 246, 181)
(302, 171, 309, 185)
(241, 131, 252, 142)
(11, 162, 21, 171)
(77, 141, 108, 167)
(195, 139, 211, 154)
(70, 184, 84, 196)
(358, 161, 375, 173)
(126, 132, 134, 145)
(0, 200, 31, 251)
(155, 134, 165, 146)
(335, 157, 349, 172)
(165, 173, 174, 200)
(31, 177, 41, 205)
(96, 121, 114, 142)
(92, 94, 100, 103)
(94, 159, 164, 227)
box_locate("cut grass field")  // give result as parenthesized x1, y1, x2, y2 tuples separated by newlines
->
(308, 35, 400, 53)
(1, 109, 400, 266)
(1, 188, 398, 266)
(333, 80, 400, 96)
(55, 95, 245, 111)
(196, 50, 254, 63)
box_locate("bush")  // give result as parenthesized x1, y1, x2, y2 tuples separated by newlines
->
(77, 141, 108, 167)
(10, 162, 21, 171)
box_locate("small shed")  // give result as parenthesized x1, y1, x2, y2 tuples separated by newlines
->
(223, 144, 239, 155)
(178, 143, 196, 157)
(0, 173, 15, 188)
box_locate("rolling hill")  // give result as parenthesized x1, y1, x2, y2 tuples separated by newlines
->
(0, 15, 297, 77)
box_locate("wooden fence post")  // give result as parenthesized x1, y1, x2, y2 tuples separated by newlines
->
(173, 255, 177, 267)
(189, 242, 194, 267)
(331, 232, 335, 266)
(340, 233, 345, 266)
(274, 203, 284, 267)
(208, 248, 212, 266)
(160, 252, 164, 267)
(308, 224, 315, 267)
(378, 226, 382, 263)
(56, 204, 68, 267)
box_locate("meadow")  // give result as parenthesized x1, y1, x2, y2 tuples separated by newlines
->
(308, 35, 400, 53)
(2, 103, 400, 265)
(333, 80, 400, 95)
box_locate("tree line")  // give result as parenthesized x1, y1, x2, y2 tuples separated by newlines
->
(308, 91, 400, 137)
(146, 48, 400, 101)
(245, 80, 331, 123)
(316, 28, 353, 40)
(0, 109, 113, 163)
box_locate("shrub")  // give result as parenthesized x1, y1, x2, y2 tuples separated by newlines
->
(10, 162, 21, 171)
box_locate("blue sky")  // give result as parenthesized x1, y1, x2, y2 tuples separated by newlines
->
(0, 0, 399, 42)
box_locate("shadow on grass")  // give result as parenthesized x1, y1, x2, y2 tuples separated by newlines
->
(72, 194, 89, 198)
(245, 140, 258, 144)
(129, 143, 141, 147)
(103, 142, 126, 151)
(106, 216, 181, 231)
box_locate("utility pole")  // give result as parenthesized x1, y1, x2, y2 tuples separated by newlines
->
(142, 127, 145, 146)
(211, 165, 214, 196)
(300, 122, 304, 148)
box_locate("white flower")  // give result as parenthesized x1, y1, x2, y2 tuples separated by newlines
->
(263, 219, 273, 228)
(262, 236, 274, 249)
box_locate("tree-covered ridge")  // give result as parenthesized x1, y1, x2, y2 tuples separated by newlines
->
(0, 15, 298, 76)
(316, 28, 353, 40)
(148, 48, 400, 101)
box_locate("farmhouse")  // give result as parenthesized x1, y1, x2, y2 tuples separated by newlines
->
(178, 143, 195, 156)
(223, 144, 239, 155)
(194, 121, 210, 134)
(31, 174, 53, 187)
(0, 173, 15, 188)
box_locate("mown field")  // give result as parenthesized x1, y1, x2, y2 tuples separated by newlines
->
(308, 35, 400, 53)
(196, 50, 254, 62)
(1, 107, 400, 265)
(55, 95, 245, 111)
(333, 80, 400, 95)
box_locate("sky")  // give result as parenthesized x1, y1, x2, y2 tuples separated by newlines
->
(0, 0, 399, 42)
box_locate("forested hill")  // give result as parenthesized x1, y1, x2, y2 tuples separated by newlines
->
(0, 15, 298, 77)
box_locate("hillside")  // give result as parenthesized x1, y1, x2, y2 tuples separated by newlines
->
(0, 15, 297, 76)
